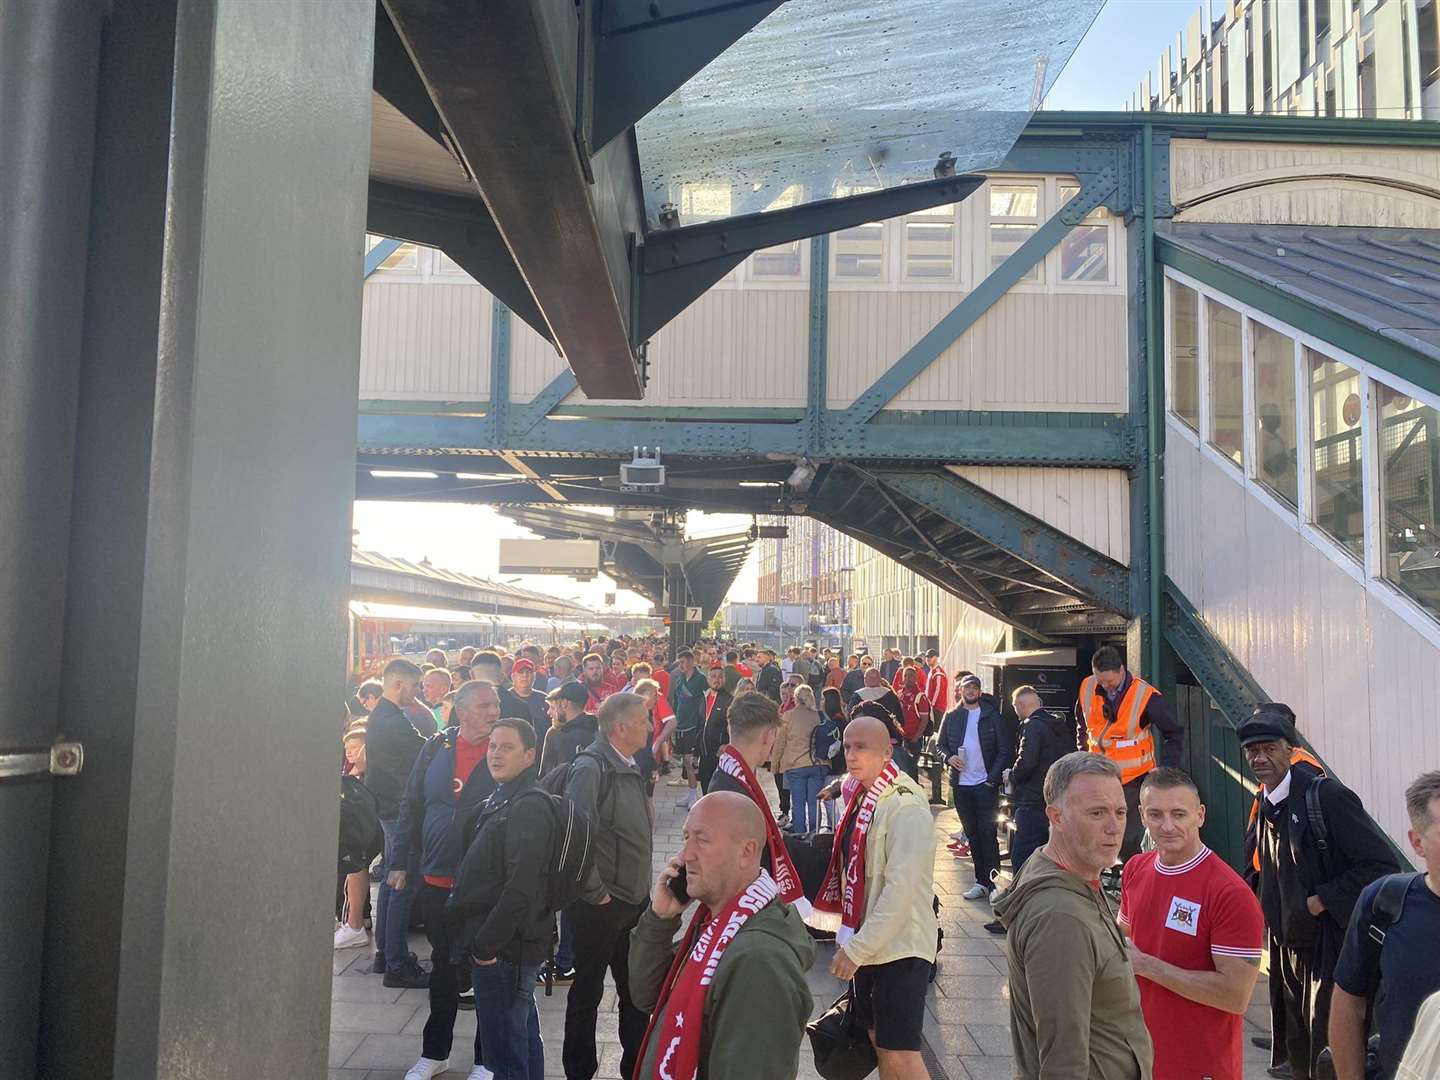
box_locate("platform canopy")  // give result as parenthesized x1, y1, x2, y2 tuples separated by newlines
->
(370, 0, 1102, 398)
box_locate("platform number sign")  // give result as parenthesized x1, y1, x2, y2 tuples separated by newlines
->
(685, 606, 703, 622)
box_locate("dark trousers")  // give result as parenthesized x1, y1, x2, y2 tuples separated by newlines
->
(1271, 938, 1335, 1080)
(1009, 802, 1048, 880)
(419, 883, 484, 1066)
(902, 738, 924, 781)
(562, 898, 647, 1080)
(952, 782, 1001, 888)
(776, 772, 790, 814)
(1121, 776, 1145, 861)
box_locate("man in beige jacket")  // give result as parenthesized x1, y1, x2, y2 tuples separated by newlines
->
(819, 716, 936, 1080)
(994, 751, 1153, 1079)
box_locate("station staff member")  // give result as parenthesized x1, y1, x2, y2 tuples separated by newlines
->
(1118, 768, 1263, 1080)
(1075, 646, 1184, 859)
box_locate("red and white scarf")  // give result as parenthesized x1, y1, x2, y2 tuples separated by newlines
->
(636, 870, 779, 1080)
(813, 759, 901, 946)
(714, 746, 811, 916)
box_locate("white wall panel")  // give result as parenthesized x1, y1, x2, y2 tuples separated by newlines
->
(1178, 447, 1440, 856)
(937, 592, 1008, 679)
(359, 279, 491, 400)
(949, 466, 1131, 564)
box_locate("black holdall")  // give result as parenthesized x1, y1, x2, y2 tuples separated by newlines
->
(807, 986, 878, 1080)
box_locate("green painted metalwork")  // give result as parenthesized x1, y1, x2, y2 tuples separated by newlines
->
(1143, 123, 1165, 682)
(872, 470, 1134, 616)
(1158, 238, 1440, 398)
(806, 233, 829, 454)
(358, 411, 1134, 465)
(488, 298, 512, 440)
(364, 236, 402, 277)
(515, 369, 578, 434)
(838, 167, 1119, 428)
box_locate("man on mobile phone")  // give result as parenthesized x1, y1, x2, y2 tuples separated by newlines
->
(629, 792, 815, 1080)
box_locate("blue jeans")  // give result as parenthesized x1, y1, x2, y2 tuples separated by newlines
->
(784, 765, 830, 833)
(376, 818, 418, 970)
(473, 960, 543, 1080)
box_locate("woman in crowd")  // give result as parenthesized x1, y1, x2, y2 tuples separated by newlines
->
(772, 684, 828, 834)
(335, 722, 375, 950)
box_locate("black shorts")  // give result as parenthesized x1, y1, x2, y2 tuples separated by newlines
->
(672, 725, 700, 756)
(851, 956, 933, 1051)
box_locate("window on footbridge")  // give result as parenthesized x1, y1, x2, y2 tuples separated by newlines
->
(1308, 350, 1365, 563)
(1252, 321, 1299, 509)
(1168, 281, 1201, 432)
(1057, 181, 1111, 283)
(988, 183, 1041, 282)
(1206, 300, 1245, 469)
(1379, 390, 1440, 622)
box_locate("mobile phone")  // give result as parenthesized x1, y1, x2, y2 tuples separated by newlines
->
(667, 866, 691, 904)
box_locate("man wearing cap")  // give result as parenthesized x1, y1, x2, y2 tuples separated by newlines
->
(539, 681, 598, 777)
(500, 657, 550, 732)
(1239, 709, 1399, 1080)
(938, 673, 1010, 903)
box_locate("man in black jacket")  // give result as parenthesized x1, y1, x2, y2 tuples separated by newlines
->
(1240, 710, 1401, 1080)
(939, 673, 1012, 903)
(696, 662, 733, 792)
(364, 658, 428, 981)
(562, 693, 653, 1080)
(539, 681, 597, 776)
(1003, 686, 1070, 881)
(451, 717, 552, 1080)
(754, 648, 783, 703)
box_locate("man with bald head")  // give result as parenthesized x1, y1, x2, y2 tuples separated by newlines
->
(816, 716, 937, 1080)
(629, 793, 816, 1080)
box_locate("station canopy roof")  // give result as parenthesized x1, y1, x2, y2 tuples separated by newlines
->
(634, 0, 1104, 225)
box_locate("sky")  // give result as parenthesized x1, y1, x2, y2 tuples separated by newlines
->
(353, 0, 1201, 615)
(1043, 0, 1203, 111)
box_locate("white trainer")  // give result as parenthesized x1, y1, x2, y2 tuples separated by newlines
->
(333, 924, 369, 950)
(403, 1058, 451, 1080)
(464, 1067, 495, 1080)
(961, 883, 988, 900)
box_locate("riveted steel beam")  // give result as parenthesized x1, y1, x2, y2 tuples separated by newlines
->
(358, 411, 1134, 465)
(873, 470, 1133, 616)
(1160, 584, 1266, 730)
(837, 167, 1120, 428)
(805, 233, 829, 454)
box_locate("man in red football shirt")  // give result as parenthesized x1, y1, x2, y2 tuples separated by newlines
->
(1118, 768, 1263, 1080)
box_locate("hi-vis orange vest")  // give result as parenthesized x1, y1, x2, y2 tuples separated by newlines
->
(1079, 674, 1159, 784)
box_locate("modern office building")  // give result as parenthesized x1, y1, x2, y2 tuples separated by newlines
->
(1130, 0, 1440, 120)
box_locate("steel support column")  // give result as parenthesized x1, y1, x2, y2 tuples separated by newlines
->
(489, 298, 513, 441)
(805, 233, 830, 454)
(0, 3, 106, 1073)
(30, 2, 375, 1075)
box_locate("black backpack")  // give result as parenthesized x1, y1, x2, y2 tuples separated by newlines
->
(810, 714, 842, 766)
(338, 774, 383, 873)
(531, 750, 613, 912)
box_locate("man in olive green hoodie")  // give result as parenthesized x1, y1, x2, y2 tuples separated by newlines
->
(994, 752, 1153, 1080)
(629, 791, 815, 1080)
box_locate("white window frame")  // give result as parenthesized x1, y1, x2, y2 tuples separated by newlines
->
(1049, 177, 1120, 291)
(899, 204, 965, 289)
(1200, 293, 1246, 477)
(740, 237, 809, 289)
(829, 219, 891, 289)
(1164, 264, 1440, 645)
(1165, 276, 1202, 442)
(983, 176, 1046, 290)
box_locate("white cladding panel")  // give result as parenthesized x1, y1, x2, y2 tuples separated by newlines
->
(1166, 420, 1440, 853)
(359, 279, 492, 399)
(948, 466, 1131, 564)
(937, 593, 1009, 680)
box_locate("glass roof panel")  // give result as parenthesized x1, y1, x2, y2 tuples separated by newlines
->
(634, 0, 1103, 227)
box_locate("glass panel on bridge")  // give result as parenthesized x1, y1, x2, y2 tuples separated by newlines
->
(834, 221, 886, 279)
(903, 206, 958, 280)
(1379, 387, 1440, 622)
(1309, 349, 1365, 562)
(633, 0, 1104, 224)
(1057, 181, 1110, 282)
(1252, 321, 1299, 509)
(1207, 300, 1244, 468)
(1169, 282, 1200, 431)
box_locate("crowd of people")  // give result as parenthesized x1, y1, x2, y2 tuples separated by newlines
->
(333, 635, 1440, 1080)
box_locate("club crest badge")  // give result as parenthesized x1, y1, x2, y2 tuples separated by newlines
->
(1165, 896, 1201, 936)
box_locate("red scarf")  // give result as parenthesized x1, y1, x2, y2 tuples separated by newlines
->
(813, 758, 901, 946)
(635, 870, 779, 1080)
(714, 746, 811, 917)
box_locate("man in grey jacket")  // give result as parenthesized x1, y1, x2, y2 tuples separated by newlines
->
(562, 692, 654, 1080)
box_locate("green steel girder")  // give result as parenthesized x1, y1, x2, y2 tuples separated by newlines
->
(364, 237, 403, 278)
(805, 233, 829, 454)
(872, 470, 1134, 617)
(836, 166, 1121, 429)
(1160, 584, 1268, 730)
(488, 299, 512, 440)
(357, 410, 1135, 465)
